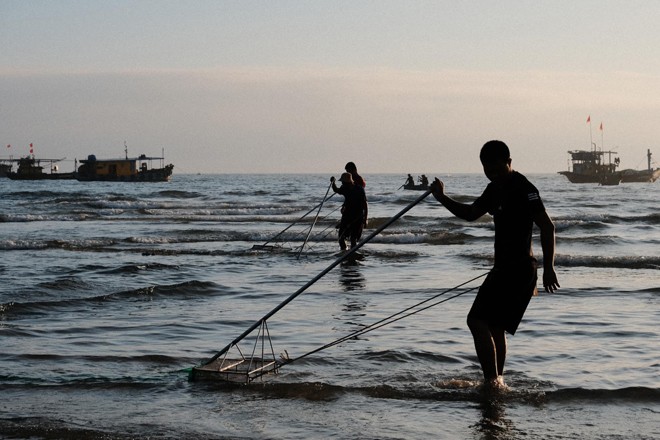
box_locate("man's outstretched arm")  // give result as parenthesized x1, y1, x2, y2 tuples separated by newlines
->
(430, 178, 486, 222)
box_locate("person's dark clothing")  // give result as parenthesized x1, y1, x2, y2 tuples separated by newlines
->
(353, 174, 366, 188)
(336, 184, 367, 249)
(474, 171, 545, 267)
(469, 171, 545, 334)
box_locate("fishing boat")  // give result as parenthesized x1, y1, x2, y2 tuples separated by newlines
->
(619, 149, 660, 183)
(76, 150, 173, 182)
(0, 162, 11, 177)
(5, 156, 76, 180)
(403, 183, 429, 191)
(401, 174, 429, 190)
(558, 147, 620, 184)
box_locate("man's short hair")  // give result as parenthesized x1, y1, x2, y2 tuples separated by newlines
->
(480, 140, 510, 164)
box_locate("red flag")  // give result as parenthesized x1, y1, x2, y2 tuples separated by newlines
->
(29, 143, 34, 154)
(586, 115, 591, 123)
(599, 122, 603, 131)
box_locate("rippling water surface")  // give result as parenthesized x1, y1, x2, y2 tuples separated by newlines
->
(1, 173, 658, 439)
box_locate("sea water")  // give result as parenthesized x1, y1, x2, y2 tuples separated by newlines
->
(0, 173, 658, 439)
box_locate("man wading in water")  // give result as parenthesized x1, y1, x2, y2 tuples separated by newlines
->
(331, 172, 368, 251)
(430, 140, 559, 389)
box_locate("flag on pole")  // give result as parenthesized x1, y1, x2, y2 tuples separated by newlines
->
(586, 115, 591, 123)
(29, 143, 34, 154)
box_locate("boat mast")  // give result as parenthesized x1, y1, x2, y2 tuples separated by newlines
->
(648, 149, 652, 171)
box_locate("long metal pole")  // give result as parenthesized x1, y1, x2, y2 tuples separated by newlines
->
(202, 189, 433, 364)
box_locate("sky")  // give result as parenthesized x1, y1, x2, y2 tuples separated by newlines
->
(2, 0, 660, 174)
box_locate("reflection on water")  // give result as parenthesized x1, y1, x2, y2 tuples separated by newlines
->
(339, 253, 366, 292)
(337, 256, 368, 326)
(472, 392, 516, 440)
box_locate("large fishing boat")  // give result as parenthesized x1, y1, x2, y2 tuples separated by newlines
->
(619, 149, 660, 183)
(558, 147, 620, 184)
(76, 150, 173, 182)
(5, 156, 76, 180)
(559, 147, 659, 184)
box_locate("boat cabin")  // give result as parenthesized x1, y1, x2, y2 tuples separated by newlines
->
(76, 154, 173, 181)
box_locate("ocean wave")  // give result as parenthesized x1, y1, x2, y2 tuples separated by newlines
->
(377, 230, 478, 245)
(36, 276, 92, 291)
(190, 374, 660, 405)
(0, 212, 102, 222)
(0, 213, 49, 222)
(0, 280, 220, 318)
(359, 349, 463, 365)
(156, 189, 205, 199)
(555, 212, 660, 228)
(97, 262, 179, 275)
(546, 386, 660, 403)
(0, 415, 229, 440)
(559, 235, 621, 245)
(0, 238, 118, 251)
(558, 255, 660, 270)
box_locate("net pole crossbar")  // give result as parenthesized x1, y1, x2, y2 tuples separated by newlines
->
(202, 190, 433, 366)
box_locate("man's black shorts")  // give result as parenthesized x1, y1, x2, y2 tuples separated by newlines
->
(468, 259, 538, 335)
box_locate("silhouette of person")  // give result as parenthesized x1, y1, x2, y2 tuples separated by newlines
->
(345, 162, 366, 188)
(430, 140, 559, 389)
(331, 172, 368, 251)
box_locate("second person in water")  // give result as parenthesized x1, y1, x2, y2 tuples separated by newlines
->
(331, 172, 368, 251)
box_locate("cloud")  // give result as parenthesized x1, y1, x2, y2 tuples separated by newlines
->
(2, 67, 659, 173)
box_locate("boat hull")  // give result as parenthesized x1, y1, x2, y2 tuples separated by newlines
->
(6, 172, 76, 180)
(558, 171, 604, 184)
(403, 184, 429, 191)
(75, 171, 172, 182)
(619, 168, 660, 183)
(76, 163, 174, 182)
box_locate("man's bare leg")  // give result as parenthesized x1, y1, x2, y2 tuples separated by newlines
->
(491, 325, 507, 386)
(467, 316, 498, 381)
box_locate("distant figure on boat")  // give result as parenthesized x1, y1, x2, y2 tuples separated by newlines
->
(402, 174, 428, 190)
(331, 172, 368, 251)
(344, 161, 366, 188)
(430, 140, 559, 390)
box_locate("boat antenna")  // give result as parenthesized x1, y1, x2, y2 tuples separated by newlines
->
(587, 115, 593, 151)
(124, 141, 128, 159)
